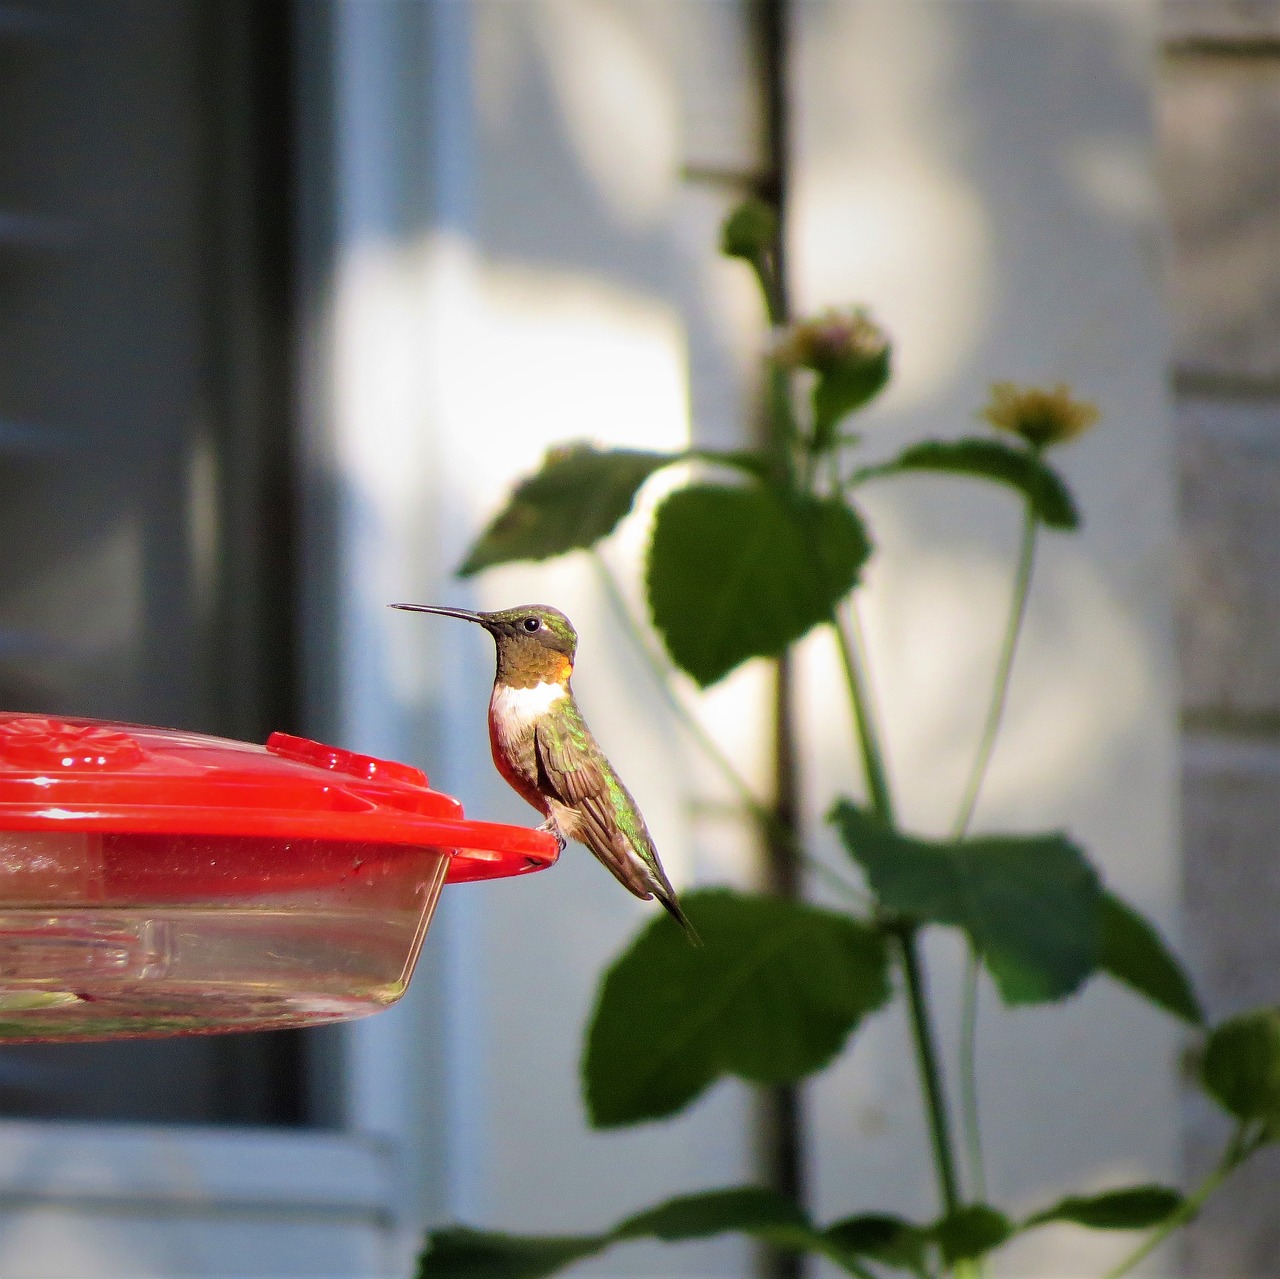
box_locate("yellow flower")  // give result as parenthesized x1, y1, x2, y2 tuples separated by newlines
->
(981, 382, 1099, 448)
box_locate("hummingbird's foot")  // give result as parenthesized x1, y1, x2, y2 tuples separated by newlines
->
(537, 817, 567, 855)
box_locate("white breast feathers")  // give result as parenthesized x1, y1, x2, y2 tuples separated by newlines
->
(491, 680, 569, 730)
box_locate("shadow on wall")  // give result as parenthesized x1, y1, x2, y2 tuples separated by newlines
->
(320, 2, 1180, 1275)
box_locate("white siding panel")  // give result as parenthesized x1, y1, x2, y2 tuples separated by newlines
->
(0, 1123, 398, 1278)
(0, 1211, 387, 1279)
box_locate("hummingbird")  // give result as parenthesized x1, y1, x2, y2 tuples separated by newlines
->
(391, 602, 700, 943)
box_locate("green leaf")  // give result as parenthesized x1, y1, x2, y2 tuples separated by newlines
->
(852, 437, 1079, 531)
(720, 198, 777, 261)
(1202, 1008, 1280, 1124)
(825, 1214, 929, 1273)
(416, 1228, 603, 1279)
(830, 801, 1101, 1004)
(686, 447, 773, 481)
(419, 1189, 828, 1279)
(812, 350, 891, 448)
(615, 1187, 809, 1243)
(647, 484, 872, 687)
(627, 1188, 876, 1273)
(458, 444, 676, 576)
(1099, 891, 1203, 1024)
(930, 1205, 1013, 1265)
(616, 1188, 829, 1268)
(583, 888, 890, 1126)
(1025, 1185, 1183, 1231)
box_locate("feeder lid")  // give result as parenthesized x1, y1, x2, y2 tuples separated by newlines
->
(0, 714, 556, 882)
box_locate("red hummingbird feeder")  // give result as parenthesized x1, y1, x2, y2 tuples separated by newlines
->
(0, 713, 559, 1042)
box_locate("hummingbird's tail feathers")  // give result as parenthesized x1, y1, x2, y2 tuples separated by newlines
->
(532, 725, 702, 943)
(658, 890, 703, 947)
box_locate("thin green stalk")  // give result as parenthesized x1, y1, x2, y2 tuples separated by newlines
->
(592, 551, 750, 805)
(957, 959, 984, 1201)
(1101, 1124, 1258, 1279)
(897, 922, 962, 1218)
(832, 601, 962, 1221)
(826, 449, 842, 497)
(748, 228, 799, 494)
(952, 501, 1038, 838)
(591, 554, 866, 906)
(749, 250, 785, 328)
(953, 495, 1039, 1208)
(830, 603, 894, 825)
(767, 362, 800, 490)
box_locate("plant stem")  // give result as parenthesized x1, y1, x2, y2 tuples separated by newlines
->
(957, 957, 985, 1203)
(754, 16, 803, 1260)
(898, 922, 963, 1218)
(766, 363, 800, 490)
(831, 603, 894, 825)
(832, 600, 962, 1222)
(592, 554, 753, 801)
(1101, 1124, 1257, 1279)
(591, 554, 867, 906)
(951, 500, 1038, 839)
(951, 494, 1038, 1206)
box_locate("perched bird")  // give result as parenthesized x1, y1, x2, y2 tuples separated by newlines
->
(391, 602, 699, 943)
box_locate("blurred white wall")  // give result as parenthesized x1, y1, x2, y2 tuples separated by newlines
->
(308, 2, 1179, 1276)
(791, 5, 1179, 1277)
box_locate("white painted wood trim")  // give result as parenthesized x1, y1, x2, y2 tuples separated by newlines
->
(0, 1120, 396, 1217)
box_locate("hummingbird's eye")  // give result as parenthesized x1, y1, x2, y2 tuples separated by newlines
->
(522, 616, 541, 633)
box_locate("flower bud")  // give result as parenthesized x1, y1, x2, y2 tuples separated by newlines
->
(720, 198, 777, 262)
(773, 309, 892, 447)
(771, 308, 890, 376)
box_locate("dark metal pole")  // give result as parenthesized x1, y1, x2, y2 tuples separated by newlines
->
(754, 4, 805, 1278)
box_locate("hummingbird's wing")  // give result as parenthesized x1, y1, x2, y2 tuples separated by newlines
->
(534, 703, 702, 945)
(533, 714, 661, 901)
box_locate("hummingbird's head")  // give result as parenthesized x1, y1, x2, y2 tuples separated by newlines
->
(390, 602, 578, 688)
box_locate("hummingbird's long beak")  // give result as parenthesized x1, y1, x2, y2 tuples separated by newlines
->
(389, 602, 489, 626)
